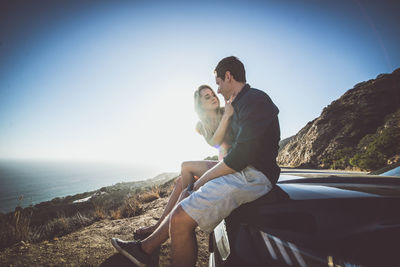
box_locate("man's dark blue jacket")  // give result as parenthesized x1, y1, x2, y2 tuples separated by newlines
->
(223, 84, 281, 184)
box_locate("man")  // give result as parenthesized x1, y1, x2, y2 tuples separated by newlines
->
(111, 56, 281, 267)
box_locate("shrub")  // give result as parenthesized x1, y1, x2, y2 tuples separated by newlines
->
(0, 206, 33, 249)
(30, 212, 92, 242)
(110, 209, 122, 220)
(139, 186, 160, 203)
(13, 206, 32, 242)
(120, 195, 142, 218)
(349, 127, 400, 171)
(0, 175, 178, 249)
(94, 206, 107, 220)
(204, 155, 218, 160)
(331, 147, 354, 169)
(350, 151, 386, 171)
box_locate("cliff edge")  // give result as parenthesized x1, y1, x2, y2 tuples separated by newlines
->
(278, 68, 400, 170)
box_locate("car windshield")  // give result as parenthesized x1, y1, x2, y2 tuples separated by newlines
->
(380, 166, 400, 177)
(368, 162, 400, 177)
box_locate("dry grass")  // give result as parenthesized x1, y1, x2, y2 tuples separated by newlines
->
(120, 195, 142, 218)
(0, 209, 94, 249)
(0, 206, 33, 249)
(110, 186, 160, 220)
(13, 206, 32, 242)
(139, 186, 161, 203)
(0, 176, 178, 250)
(94, 205, 107, 220)
(110, 209, 122, 220)
(30, 212, 92, 243)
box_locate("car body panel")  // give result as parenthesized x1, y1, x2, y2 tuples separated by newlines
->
(210, 173, 400, 267)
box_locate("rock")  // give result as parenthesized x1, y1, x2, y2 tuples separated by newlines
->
(376, 73, 389, 79)
(278, 67, 400, 170)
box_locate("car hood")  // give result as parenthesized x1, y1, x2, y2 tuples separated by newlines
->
(276, 174, 400, 200)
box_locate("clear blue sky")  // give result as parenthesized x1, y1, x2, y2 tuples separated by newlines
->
(1, 0, 399, 172)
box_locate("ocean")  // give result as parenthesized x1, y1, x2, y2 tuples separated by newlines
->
(0, 159, 162, 213)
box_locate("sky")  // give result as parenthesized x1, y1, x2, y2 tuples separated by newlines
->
(1, 0, 400, 173)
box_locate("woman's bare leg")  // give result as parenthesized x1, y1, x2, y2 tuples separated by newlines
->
(153, 161, 217, 225)
(135, 160, 218, 235)
(180, 160, 218, 191)
(135, 176, 183, 235)
(141, 189, 191, 254)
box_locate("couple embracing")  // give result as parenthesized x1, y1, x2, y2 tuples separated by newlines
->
(111, 56, 281, 267)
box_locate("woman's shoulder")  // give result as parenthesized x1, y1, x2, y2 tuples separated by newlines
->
(196, 121, 212, 143)
(195, 121, 204, 135)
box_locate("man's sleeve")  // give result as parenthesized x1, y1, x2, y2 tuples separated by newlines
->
(223, 94, 279, 172)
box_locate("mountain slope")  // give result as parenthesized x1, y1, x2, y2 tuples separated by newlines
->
(278, 68, 400, 170)
(0, 197, 209, 266)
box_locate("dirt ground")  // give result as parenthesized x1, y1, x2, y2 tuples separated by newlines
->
(0, 197, 209, 266)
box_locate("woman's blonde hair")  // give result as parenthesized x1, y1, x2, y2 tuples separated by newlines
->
(194, 85, 220, 118)
(194, 85, 224, 141)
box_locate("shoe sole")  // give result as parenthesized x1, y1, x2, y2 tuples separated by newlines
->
(111, 238, 147, 267)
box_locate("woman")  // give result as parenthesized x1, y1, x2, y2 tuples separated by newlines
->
(134, 85, 234, 238)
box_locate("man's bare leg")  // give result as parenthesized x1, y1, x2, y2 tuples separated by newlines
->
(170, 205, 198, 267)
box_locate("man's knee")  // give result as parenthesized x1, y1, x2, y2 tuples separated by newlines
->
(170, 206, 196, 234)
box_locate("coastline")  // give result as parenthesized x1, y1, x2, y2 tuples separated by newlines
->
(0, 172, 178, 250)
(0, 159, 164, 213)
(0, 178, 210, 267)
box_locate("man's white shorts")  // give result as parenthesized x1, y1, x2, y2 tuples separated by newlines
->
(180, 166, 273, 233)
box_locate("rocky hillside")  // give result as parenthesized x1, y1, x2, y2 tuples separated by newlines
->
(278, 68, 400, 171)
(0, 173, 211, 266)
(0, 197, 210, 267)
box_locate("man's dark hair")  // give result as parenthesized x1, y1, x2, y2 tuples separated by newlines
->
(214, 56, 246, 82)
